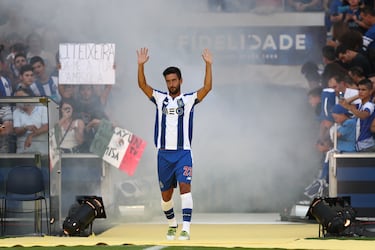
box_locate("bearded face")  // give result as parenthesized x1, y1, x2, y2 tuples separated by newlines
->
(165, 73, 182, 97)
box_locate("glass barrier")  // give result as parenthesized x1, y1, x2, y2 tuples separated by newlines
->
(0, 96, 138, 236)
(0, 97, 58, 235)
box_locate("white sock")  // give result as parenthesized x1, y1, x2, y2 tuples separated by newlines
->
(181, 192, 193, 233)
(161, 199, 177, 227)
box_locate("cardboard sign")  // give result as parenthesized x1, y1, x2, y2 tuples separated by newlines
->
(59, 43, 115, 84)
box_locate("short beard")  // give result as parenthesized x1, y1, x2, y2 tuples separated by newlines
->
(168, 86, 180, 96)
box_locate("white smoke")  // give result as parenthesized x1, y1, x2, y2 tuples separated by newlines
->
(1, 0, 322, 224)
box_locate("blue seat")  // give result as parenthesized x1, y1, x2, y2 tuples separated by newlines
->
(1, 165, 50, 235)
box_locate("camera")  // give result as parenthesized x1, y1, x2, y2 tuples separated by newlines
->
(339, 91, 345, 99)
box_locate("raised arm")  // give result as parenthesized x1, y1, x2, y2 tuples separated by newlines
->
(197, 48, 213, 102)
(137, 47, 153, 98)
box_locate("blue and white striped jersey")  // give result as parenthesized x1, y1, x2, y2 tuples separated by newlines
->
(150, 89, 199, 150)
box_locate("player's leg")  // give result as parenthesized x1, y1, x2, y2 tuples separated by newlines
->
(176, 150, 193, 240)
(161, 188, 178, 240)
(179, 182, 192, 240)
(158, 150, 178, 240)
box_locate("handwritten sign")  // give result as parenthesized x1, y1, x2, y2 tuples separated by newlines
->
(59, 43, 115, 84)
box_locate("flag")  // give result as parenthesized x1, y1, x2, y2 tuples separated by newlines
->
(49, 127, 60, 170)
(90, 120, 146, 175)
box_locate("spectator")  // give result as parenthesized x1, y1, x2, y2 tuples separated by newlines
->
(348, 65, 366, 84)
(336, 43, 373, 76)
(10, 52, 28, 88)
(16, 64, 39, 96)
(360, 6, 375, 70)
(0, 61, 12, 97)
(342, 72, 359, 89)
(286, 0, 323, 12)
(75, 85, 109, 153)
(26, 32, 55, 76)
(319, 73, 360, 142)
(329, 73, 360, 103)
(56, 98, 85, 153)
(338, 0, 368, 34)
(321, 45, 347, 87)
(324, 0, 345, 33)
(13, 88, 48, 154)
(59, 84, 76, 101)
(30, 56, 61, 103)
(301, 61, 321, 89)
(329, 3, 351, 46)
(327, 25, 363, 50)
(340, 78, 375, 151)
(331, 104, 357, 152)
(5, 43, 27, 86)
(304, 103, 356, 198)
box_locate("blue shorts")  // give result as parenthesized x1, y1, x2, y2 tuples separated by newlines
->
(157, 149, 193, 192)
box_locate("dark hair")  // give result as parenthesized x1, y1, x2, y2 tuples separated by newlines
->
(60, 97, 77, 109)
(335, 44, 350, 58)
(358, 78, 373, 90)
(343, 74, 355, 85)
(14, 87, 35, 97)
(338, 30, 363, 51)
(329, 71, 346, 83)
(19, 64, 33, 76)
(301, 61, 321, 82)
(348, 66, 365, 78)
(322, 45, 336, 61)
(29, 56, 45, 66)
(14, 52, 27, 62)
(163, 66, 182, 79)
(59, 98, 77, 118)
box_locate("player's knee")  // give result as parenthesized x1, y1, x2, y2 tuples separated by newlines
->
(179, 182, 191, 194)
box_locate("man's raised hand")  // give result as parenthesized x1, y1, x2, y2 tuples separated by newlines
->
(137, 47, 149, 65)
(202, 48, 213, 65)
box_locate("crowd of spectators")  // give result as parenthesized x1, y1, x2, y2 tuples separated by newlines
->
(0, 4, 113, 155)
(301, 1, 375, 199)
(2, 0, 375, 158)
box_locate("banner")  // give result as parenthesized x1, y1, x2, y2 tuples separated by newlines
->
(59, 43, 116, 84)
(164, 26, 326, 65)
(49, 127, 59, 170)
(90, 120, 146, 176)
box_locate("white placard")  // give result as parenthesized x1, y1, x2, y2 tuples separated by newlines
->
(59, 43, 115, 84)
